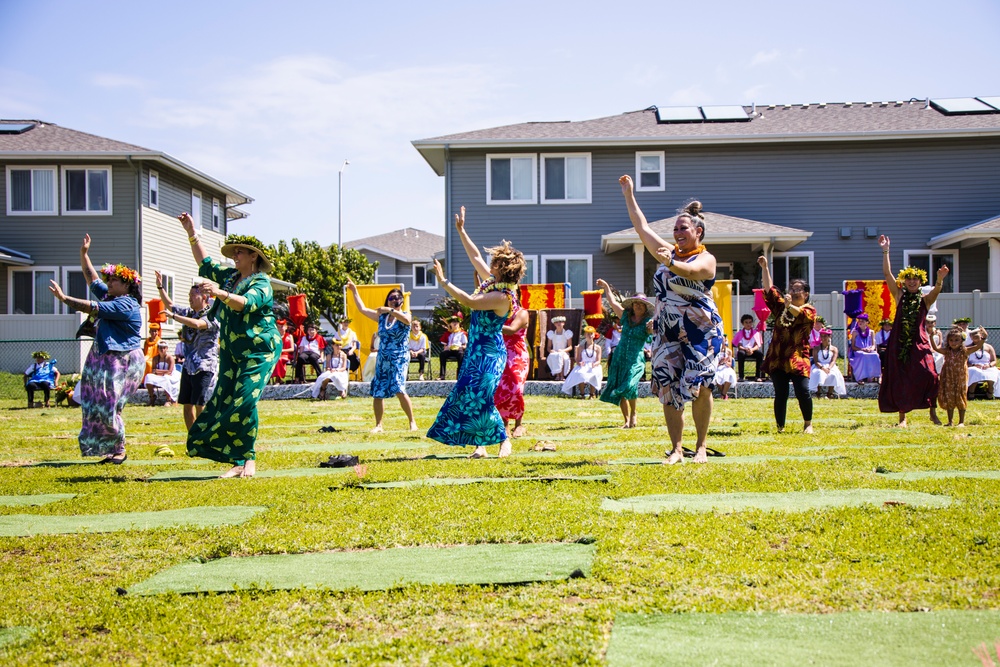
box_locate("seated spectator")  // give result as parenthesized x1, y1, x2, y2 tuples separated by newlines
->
(408, 320, 430, 380)
(295, 323, 325, 382)
(173, 341, 186, 367)
(271, 319, 296, 384)
(362, 331, 379, 382)
(850, 314, 881, 383)
(545, 316, 573, 381)
(336, 317, 361, 373)
(809, 328, 847, 398)
(602, 317, 622, 367)
(562, 326, 602, 398)
(312, 338, 350, 400)
(438, 316, 467, 380)
(143, 341, 180, 406)
(808, 316, 825, 351)
(732, 314, 764, 381)
(875, 318, 893, 362)
(24, 351, 59, 408)
(714, 338, 738, 399)
(967, 339, 998, 399)
(927, 315, 945, 373)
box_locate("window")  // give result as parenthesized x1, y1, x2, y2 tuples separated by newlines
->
(522, 255, 538, 284)
(9, 267, 58, 314)
(191, 190, 202, 227)
(487, 154, 537, 205)
(149, 170, 159, 209)
(770, 252, 814, 293)
(413, 264, 437, 288)
(904, 250, 957, 293)
(635, 151, 665, 191)
(62, 166, 111, 214)
(6, 166, 57, 215)
(212, 198, 221, 231)
(159, 271, 175, 302)
(542, 255, 591, 298)
(541, 153, 591, 204)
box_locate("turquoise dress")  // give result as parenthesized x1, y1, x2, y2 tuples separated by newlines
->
(427, 289, 514, 447)
(370, 313, 409, 399)
(600, 312, 652, 404)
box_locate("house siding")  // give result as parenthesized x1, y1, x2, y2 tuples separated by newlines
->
(146, 166, 228, 236)
(444, 137, 1000, 295)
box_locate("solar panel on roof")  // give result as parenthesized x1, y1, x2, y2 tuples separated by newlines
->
(656, 106, 704, 123)
(0, 122, 36, 134)
(929, 98, 996, 115)
(701, 105, 750, 121)
(976, 97, 1000, 111)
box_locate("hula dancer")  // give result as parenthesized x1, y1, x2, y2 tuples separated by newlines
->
(597, 281, 653, 428)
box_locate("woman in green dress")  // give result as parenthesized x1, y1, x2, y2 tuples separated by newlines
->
(597, 279, 653, 429)
(178, 213, 280, 478)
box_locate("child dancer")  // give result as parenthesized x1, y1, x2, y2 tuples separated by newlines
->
(931, 326, 988, 426)
(597, 280, 653, 428)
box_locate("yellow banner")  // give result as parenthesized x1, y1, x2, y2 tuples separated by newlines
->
(344, 284, 410, 371)
(711, 280, 735, 343)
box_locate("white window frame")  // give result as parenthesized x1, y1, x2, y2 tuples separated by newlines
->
(521, 254, 539, 284)
(635, 151, 665, 192)
(60, 266, 90, 314)
(212, 198, 221, 231)
(191, 189, 203, 227)
(6, 166, 58, 215)
(412, 264, 438, 289)
(541, 254, 592, 296)
(7, 265, 61, 314)
(771, 251, 815, 292)
(486, 153, 537, 205)
(61, 165, 112, 215)
(540, 152, 592, 204)
(903, 249, 959, 292)
(149, 170, 159, 210)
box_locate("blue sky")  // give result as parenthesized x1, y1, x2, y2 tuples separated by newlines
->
(2, 0, 998, 245)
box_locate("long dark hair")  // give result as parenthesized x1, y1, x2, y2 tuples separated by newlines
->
(383, 289, 403, 307)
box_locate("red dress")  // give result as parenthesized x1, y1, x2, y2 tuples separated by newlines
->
(879, 295, 939, 413)
(495, 304, 529, 421)
(272, 333, 295, 381)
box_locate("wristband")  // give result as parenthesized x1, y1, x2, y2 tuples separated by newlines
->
(189, 233, 200, 245)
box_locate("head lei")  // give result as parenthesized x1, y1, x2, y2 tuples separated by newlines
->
(101, 263, 141, 286)
(896, 266, 928, 285)
(32, 350, 51, 360)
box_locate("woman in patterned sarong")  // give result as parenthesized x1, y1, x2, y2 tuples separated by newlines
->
(178, 213, 280, 478)
(620, 176, 724, 464)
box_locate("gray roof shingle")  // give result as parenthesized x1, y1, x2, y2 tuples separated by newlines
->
(0, 120, 152, 153)
(345, 228, 445, 263)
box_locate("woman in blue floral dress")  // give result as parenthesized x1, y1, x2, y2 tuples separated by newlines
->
(427, 223, 526, 459)
(347, 281, 417, 433)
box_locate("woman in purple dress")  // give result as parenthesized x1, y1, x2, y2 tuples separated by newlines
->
(849, 314, 881, 383)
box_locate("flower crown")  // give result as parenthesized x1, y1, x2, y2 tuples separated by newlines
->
(32, 350, 51, 360)
(101, 263, 141, 285)
(224, 233, 268, 253)
(896, 266, 928, 285)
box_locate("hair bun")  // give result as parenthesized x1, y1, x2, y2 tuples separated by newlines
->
(685, 200, 703, 217)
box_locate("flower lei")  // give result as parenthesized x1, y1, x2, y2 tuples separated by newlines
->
(101, 263, 141, 285)
(673, 244, 707, 259)
(896, 290, 921, 364)
(896, 266, 928, 285)
(472, 277, 518, 314)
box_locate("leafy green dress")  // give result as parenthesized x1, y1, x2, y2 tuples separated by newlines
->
(600, 312, 652, 404)
(186, 258, 280, 465)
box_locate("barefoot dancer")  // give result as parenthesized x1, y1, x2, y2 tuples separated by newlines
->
(347, 282, 417, 433)
(427, 216, 526, 459)
(620, 176, 724, 464)
(877, 235, 948, 426)
(930, 326, 988, 427)
(597, 281, 653, 428)
(179, 215, 280, 478)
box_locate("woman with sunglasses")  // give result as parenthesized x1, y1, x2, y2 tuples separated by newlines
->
(347, 281, 418, 432)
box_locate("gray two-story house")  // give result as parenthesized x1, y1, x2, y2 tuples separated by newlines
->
(0, 119, 252, 370)
(412, 97, 1000, 304)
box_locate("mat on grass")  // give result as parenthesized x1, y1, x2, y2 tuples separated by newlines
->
(878, 470, 1000, 480)
(606, 611, 1000, 667)
(420, 448, 618, 461)
(0, 627, 32, 648)
(0, 506, 266, 537)
(0, 493, 75, 507)
(129, 542, 596, 595)
(265, 440, 431, 453)
(146, 467, 353, 482)
(602, 489, 952, 514)
(361, 474, 610, 489)
(21, 458, 210, 468)
(607, 455, 836, 466)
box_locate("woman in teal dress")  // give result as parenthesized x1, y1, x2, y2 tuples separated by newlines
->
(427, 227, 526, 459)
(178, 214, 280, 478)
(597, 279, 653, 429)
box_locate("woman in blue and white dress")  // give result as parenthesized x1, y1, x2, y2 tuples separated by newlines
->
(347, 281, 417, 433)
(621, 175, 724, 464)
(809, 329, 847, 398)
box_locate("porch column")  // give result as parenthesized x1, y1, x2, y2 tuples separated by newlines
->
(634, 244, 645, 294)
(990, 239, 1000, 293)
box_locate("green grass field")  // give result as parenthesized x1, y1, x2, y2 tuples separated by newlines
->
(1, 393, 999, 665)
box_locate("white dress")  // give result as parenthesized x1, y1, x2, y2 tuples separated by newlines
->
(809, 348, 847, 396)
(546, 329, 574, 376)
(930, 331, 945, 374)
(143, 360, 181, 401)
(312, 355, 349, 398)
(362, 336, 379, 382)
(561, 345, 602, 395)
(966, 349, 999, 387)
(713, 354, 738, 386)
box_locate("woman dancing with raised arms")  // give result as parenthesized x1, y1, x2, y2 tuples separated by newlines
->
(347, 282, 417, 433)
(620, 175, 724, 464)
(596, 279, 653, 428)
(427, 216, 526, 459)
(878, 235, 948, 426)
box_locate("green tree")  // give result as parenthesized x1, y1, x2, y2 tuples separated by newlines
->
(267, 240, 378, 326)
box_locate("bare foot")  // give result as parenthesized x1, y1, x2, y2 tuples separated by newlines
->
(408, 421, 418, 431)
(469, 447, 488, 459)
(370, 425, 383, 434)
(619, 422, 630, 429)
(894, 420, 908, 428)
(691, 447, 708, 464)
(931, 417, 943, 426)
(777, 427, 785, 434)
(957, 423, 966, 428)
(628, 416, 637, 428)
(240, 460, 256, 477)
(220, 465, 245, 478)
(511, 424, 527, 438)
(803, 424, 813, 434)
(498, 440, 512, 458)
(664, 449, 684, 465)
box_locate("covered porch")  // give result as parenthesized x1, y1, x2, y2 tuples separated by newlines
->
(928, 213, 1000, 293)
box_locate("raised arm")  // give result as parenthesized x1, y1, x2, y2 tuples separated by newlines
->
(454, 206, 492, 282)
(596, 279, 624, 318)
(179, 213, 207, 265)
(928, 332, 944, 354)
(346, 279, 379, 322)
(879, 235, 901, 301)
(79, 234, 98, 284)
(154, 270, 174, 310)
(433, 260, 510, 316)
(922, 265, 949, 309)
(757, 255, 773, 292)
(620, 175, 673, 260)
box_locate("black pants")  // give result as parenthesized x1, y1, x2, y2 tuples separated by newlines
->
(411, 352, 427, 374)
(439, 349, 464, 378)
(25, 382, 50, 405)
(295, 350, 322, 382)
(770, 368, 813, 428)
(737, 349, 764, 380)
(346, 351, 360, 372)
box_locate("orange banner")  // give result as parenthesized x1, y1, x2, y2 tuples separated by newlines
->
(844, 280, 896, 324)
(519, 283, 569, 310)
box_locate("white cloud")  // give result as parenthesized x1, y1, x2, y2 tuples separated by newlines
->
(749, 49, 781, 67)
(92, 73, 146, 89)
(667, 85, 710, 106)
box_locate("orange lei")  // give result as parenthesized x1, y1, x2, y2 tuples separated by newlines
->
(673, 244, 706, 259)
